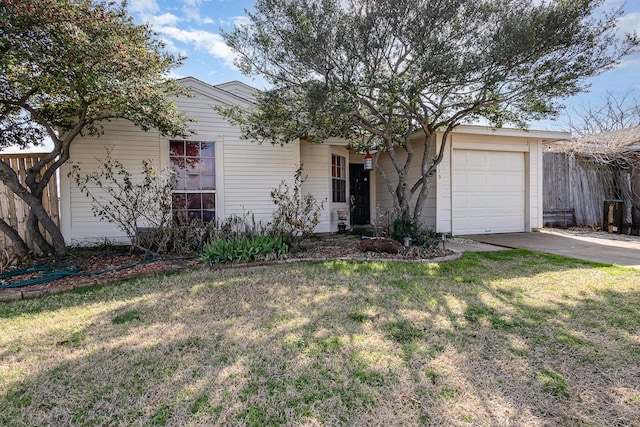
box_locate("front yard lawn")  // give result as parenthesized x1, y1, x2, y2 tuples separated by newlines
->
(1, 250, 639, 426)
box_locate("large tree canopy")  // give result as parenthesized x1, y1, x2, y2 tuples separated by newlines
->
(223, 0, 638, 220)
(0, 0, 190, 256)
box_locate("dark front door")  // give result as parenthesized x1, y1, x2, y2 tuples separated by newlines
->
(349, 163, 370, 225)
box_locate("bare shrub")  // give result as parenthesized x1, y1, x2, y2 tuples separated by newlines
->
(139, 213, 271, 255)
(216, 211, 271, 240)
(70, 150, 174, 257)
(271, 167, 324, 245)
(1, 248, 11, 274)
(373, 206, 393, 238)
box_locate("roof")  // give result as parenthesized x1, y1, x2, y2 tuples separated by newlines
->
(176, 77, 256, 107)
(214, 81, 258, 102)
(324, 125, 570, 147)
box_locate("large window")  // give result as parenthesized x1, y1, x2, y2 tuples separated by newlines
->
(170, 140, 215, 223)
(332, 154, 346, 203)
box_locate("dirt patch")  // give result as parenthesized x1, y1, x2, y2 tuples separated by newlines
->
(1, 235, 455, 302)
(297, 234, 452, 260)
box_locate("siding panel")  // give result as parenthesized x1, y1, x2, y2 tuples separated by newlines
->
(375, 136, 437, 229)
(59, 83, 304, 244)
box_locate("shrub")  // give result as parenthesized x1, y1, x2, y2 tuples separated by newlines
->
(139, 212, 271, 255)
(200, 234, 288, 264)
(391, 214, 440, 248)
(69, 150, 174, 257)
(373, 207, 393, 237)
(271, 166, 324, 245)
(71, 150, 272, 257)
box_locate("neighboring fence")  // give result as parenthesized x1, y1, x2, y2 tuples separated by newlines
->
(543, 151, 639, 232)
(543, 152, 574, 228)
(0, 153, 60, 252)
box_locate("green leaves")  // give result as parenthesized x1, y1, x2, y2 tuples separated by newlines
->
(200, 235, 289, 264)
(222, 0, 638, 220)
(0, 0, 191, 255)
(1, 0, 190, 150)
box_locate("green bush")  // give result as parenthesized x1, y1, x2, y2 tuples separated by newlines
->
(391, 215, 439, 248)
(200, 235, 288, 264)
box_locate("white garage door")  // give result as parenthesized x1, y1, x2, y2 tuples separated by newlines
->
(452, 150, 525, 235)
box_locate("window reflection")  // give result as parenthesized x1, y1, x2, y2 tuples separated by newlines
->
(170, 140, 216, 223)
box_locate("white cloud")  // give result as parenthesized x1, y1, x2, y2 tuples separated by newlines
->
(618, 53, 640, 69)
(157, 26, 236, 66)
(231, 15, 252, 28)
(148, 13, 181, 26)
(182, 6, 202, 22)
(181, 4, 215, 24)
(617, 12, 640, 34)
(128, 0, 159, 15)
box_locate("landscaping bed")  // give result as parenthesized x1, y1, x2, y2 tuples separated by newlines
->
(0, 234, 454, 302)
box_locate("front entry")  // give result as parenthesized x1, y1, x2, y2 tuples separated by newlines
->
(349, 164, 370, 225)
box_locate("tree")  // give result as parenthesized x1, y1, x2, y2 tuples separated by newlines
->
(567, 90, 640, 138)
(0, 0, 190, 256)
(222, 0, 639, 221)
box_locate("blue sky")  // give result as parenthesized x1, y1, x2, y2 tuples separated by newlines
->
(128, 0, 640, 131)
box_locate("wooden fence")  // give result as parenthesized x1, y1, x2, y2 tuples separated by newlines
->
(543, 152, 640, 232)
(0, 153, 60, 253)
(543, 152, 574, 227)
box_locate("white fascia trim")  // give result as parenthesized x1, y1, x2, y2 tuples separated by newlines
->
(452, 125, 570, 142)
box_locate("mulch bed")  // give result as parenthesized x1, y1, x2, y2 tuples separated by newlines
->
(0, 235, 456, 303)
(0, 250, 199, 303)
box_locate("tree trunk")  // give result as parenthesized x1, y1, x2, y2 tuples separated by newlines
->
(412, 133, 436, 220)
(27, 199, 66, 255)
(0, 162, 67, 256)
(26, 211, 55, 256)
(0, 218, 30, 258)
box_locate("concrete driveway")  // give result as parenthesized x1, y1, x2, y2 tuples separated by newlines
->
(459, 230, 640, 268)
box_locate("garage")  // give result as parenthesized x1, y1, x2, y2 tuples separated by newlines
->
(451, 149, 526, 235)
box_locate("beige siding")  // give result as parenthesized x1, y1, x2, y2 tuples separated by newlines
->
(530, 139, 544, 229)
(300, 141, 331, 232)
(214, 81, 257, 101)
(222, 140, 300, 220)
(59, 120, 163, 244)
(374, 136, 438, 229)
(60, 79, 302, 244)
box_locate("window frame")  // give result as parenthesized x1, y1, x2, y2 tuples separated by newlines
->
(169, 140, 216, 223)
(331, 154, 347, 203)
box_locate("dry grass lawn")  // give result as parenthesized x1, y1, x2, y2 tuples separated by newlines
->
(1, 250, 639, 426)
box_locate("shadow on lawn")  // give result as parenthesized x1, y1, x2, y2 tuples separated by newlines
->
(1, 250, 639, 425)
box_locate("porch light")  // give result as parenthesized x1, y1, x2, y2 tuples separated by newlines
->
(363, 151, 373, 171)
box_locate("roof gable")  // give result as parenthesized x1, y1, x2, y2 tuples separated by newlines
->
(176, 76, 255, 108)
(215, 81, 258, 102)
